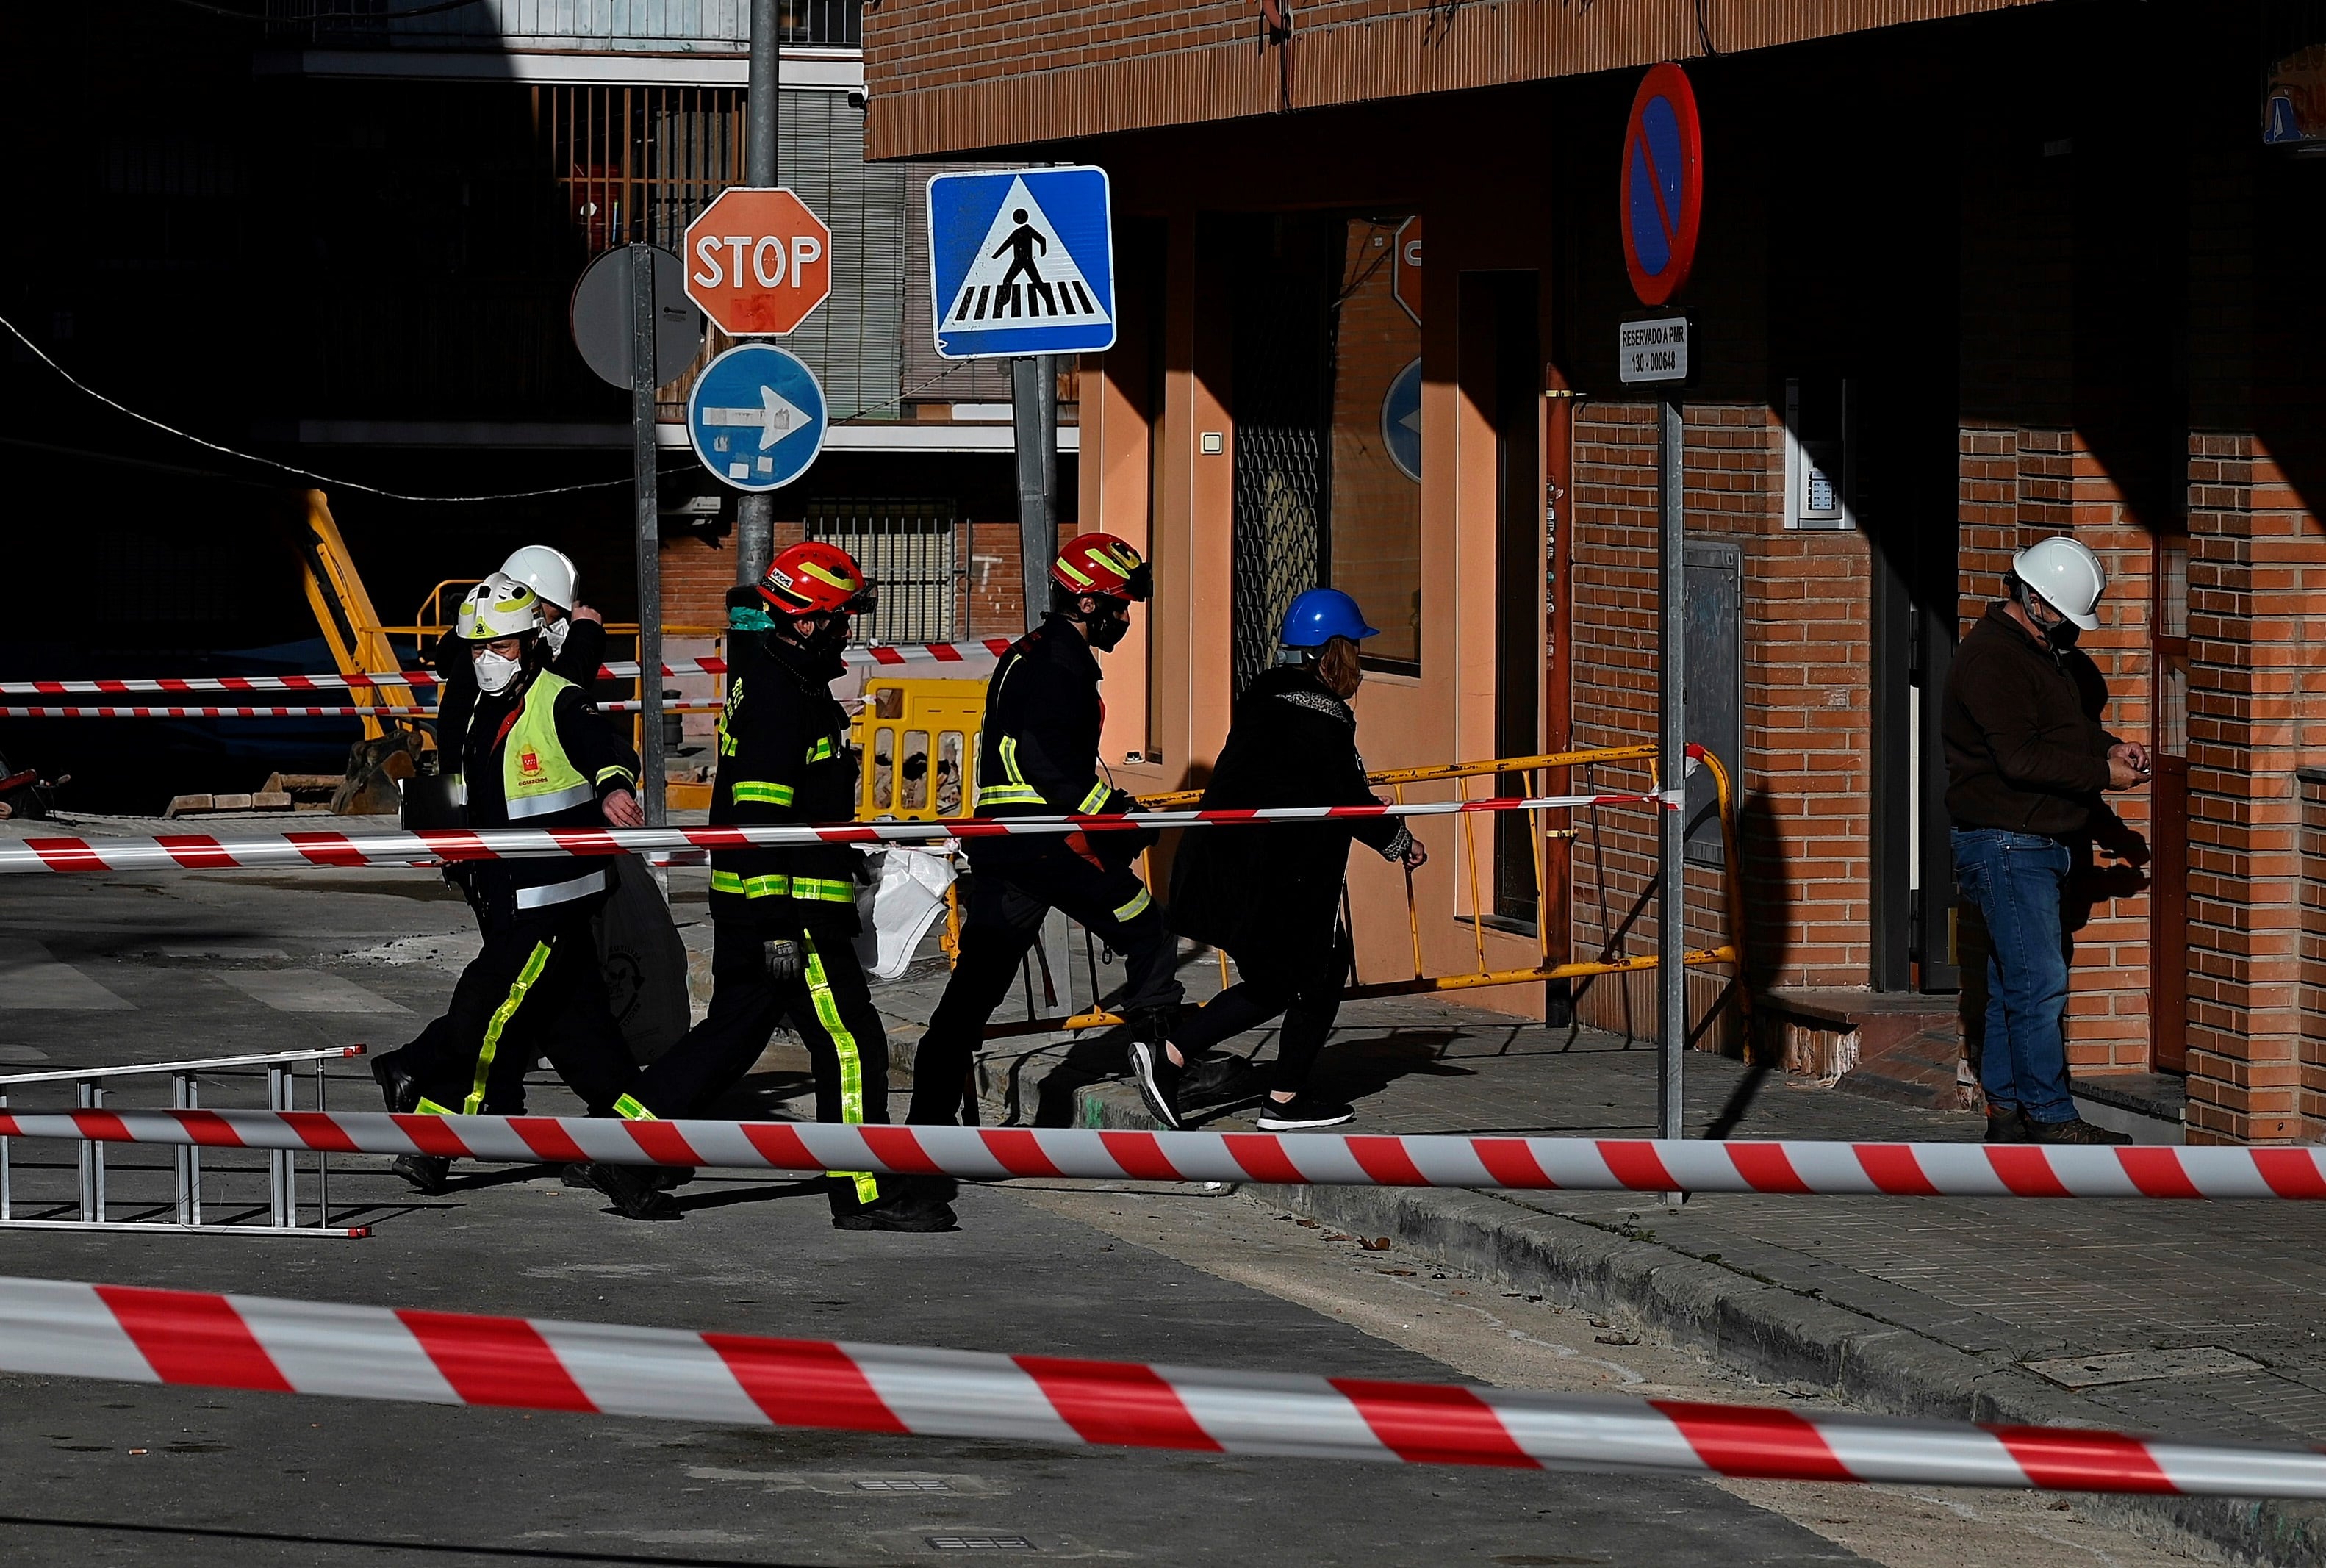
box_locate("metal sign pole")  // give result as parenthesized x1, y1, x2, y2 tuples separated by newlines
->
(1657, 394, 1687, 1154)
(631, 242, 668, 829)
(736, 0, 781, 589)
(1013, 355, 1058, 634)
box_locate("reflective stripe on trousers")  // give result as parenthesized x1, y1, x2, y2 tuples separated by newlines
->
(467, 940, 551, 1115)
(803, 930, 880, 1206)
(709, 870, 856, 902)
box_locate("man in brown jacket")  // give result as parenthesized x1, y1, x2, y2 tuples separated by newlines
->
(1943, 536, 2147, 1145)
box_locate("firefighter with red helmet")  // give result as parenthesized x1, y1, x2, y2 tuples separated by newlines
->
(633, 542, 955, 1231)
(906, 533, 1184, 1131)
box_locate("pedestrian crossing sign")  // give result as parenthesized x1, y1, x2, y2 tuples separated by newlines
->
(926, 167, 1116, 360)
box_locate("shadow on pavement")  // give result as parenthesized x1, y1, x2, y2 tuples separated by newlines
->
(0, 1511, 826, 1567)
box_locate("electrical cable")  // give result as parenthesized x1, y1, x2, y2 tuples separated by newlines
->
(3, 310, 997, 505)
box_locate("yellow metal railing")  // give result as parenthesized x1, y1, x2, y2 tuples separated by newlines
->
(980, 741, 1752, 1042)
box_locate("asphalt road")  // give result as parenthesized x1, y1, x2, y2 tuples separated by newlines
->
(0, 858, 2207, 1566)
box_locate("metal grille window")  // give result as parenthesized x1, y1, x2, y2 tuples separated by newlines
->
(536, 87, 905, 420)
(265, 1, 860, 48)
(541, 87, 744, 259)
(1227, 222, 1332, 697)
(808, 501, 962, 645)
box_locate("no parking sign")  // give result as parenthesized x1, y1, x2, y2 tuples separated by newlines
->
(1621, 62, 1704, 307)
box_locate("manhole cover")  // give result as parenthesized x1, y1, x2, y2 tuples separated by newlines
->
(2024, 1346, 2265, 1389)
(927, 1537, 1038, 1552)
(859, 1478, 954, 1492)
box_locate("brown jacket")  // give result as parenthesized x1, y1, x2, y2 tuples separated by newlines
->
(1942, 603, 2114, 839)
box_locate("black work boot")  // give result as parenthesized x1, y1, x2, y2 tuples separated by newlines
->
(390, 1154, 451, 1194)
(1984, 1105, 2030, 1144)
(581, 1162, 681, 1220)
(2027, 1115, 2132, 1146)
(835, 1187, 958, 1233)
(567, 1162, 693, 1191)
(1177, 1053, 1263, 1114)
(370, 1049, 421, 1115)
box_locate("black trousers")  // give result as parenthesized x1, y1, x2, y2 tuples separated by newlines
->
(908, 850, 1183, 1125)
(1169, 930, 1350, 1095)
(638, 919, 890, 1217)
(411, 902, 644, 1120)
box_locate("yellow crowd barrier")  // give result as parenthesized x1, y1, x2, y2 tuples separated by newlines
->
(979, 742, 1751, 1043)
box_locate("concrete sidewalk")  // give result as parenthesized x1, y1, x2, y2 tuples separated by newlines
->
(868, 952, 2326, 1568)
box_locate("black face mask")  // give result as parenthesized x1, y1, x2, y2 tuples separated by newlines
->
(775, 614, 852, 676)
(1084, 606, 1132, 652)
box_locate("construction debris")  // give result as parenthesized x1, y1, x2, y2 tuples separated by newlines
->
(0, 754, 69, 821)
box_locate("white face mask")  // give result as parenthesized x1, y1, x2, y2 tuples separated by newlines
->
(542, 616, 570, 655)
(473, 650, 522, 695)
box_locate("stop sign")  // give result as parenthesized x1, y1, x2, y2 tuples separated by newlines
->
(683, 187, 832, 338)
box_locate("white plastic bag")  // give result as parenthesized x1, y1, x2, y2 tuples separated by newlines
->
(854, 844, 958, 980)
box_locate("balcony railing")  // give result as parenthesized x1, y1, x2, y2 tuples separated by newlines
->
(266, 0, 861, 52)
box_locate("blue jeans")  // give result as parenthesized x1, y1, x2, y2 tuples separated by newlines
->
(1950, 828, 2077, 1123)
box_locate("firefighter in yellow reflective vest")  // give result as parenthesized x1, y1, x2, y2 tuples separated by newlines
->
(907, 533, 1183, 1131)
(379, 575, 675, 1220)
(635, 543, 955, 1232)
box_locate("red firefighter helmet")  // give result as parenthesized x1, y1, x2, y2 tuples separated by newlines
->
(1049, 533, 1152, 603)
(759, 541, 874, 617)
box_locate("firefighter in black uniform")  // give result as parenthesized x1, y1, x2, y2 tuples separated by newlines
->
(370, 575, 672, 1220)
(634, 543, 953, 1232)
(907, 533, 1183, 1129)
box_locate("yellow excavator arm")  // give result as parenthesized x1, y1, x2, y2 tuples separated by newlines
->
(285, 489, 421, 744)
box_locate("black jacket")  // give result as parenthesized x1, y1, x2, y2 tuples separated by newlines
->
(1169, 666, 1407, 969)
(707, 629, 864, 932)
(970, 614, 1138, 866)
(460, 668, 636, 918)
(1942, 602, 2117, 839)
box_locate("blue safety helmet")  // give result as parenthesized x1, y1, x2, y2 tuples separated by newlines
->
(1278, 588, 1379, 650)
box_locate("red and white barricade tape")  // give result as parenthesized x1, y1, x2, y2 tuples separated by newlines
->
(0, 702, 727, 719)
(1, 1110, 2320, 1201)
(0, 641, 1016, 700)
(0, 1273, 2314, 1495)
(0, 796, 1660, 877)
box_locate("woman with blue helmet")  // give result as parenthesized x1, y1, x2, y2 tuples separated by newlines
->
(1126, 587, 1427, 1131)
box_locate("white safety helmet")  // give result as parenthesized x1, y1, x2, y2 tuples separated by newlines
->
(500, 544, 578, 614)
(2010, 536, 2106, 631)
(456, 574, 546, 641)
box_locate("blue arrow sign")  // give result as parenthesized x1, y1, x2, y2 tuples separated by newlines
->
(687, 342, 825, 492)
(927, 166, 1116, 360)
(1380, 357, 1423, 483)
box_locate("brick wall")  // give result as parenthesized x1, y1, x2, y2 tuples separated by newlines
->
(966, 521, 1027, 636)
(1953, 424, 2156, 1077)
(2182, 432, 2312, 1143)
(664, 520, 1033, 643)
(1566, 398, 1870, 1049)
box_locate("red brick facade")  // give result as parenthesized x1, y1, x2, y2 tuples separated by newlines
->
(865, 0, 2047, 159)
(869, 0, 2326, 1143)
